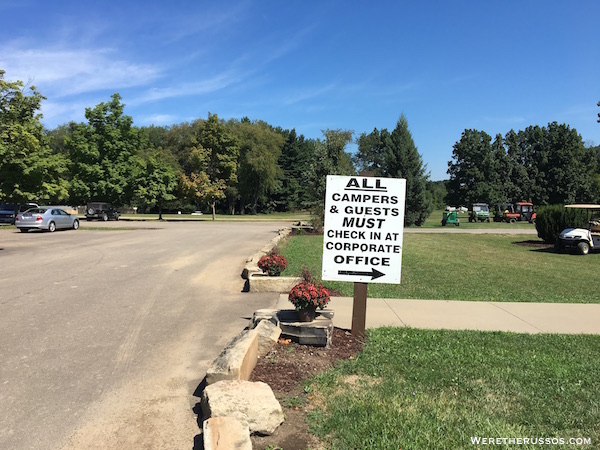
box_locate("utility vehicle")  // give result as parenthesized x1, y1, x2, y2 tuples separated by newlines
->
(469, 203, 490, 222)
(555, 204, 600, 255)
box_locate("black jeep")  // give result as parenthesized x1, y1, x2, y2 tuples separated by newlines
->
(85, 202, 120, 221)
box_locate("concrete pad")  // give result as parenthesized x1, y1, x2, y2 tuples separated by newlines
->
(491, 302, 600, 334)
(385, 299, 541, 333)
(276, 295, 600, 335)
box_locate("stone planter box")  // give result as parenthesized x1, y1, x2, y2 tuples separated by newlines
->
(248, 273, 302, 293)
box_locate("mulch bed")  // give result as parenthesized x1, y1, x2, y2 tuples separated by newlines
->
(249, 328, 364, 449)
(251, 328, 364, 392)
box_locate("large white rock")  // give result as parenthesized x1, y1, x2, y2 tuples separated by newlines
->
(206, 330, 258, 385)
(203, 416, 251, 450)
(253, 320, 281, 357)
(201, 380, 284, 435)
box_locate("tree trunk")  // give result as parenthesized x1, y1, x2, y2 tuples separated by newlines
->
(158, 202, 163, 220)
(211, 202, 216, 221)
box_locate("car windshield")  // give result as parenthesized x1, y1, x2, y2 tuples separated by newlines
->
(0, 204, 14, 210)
(24, 208, 46, 214)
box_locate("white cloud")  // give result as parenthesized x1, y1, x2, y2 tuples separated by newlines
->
(131, 71, 242, 105)
(0, 43, 161, 97)
(138, 114, 179, 125)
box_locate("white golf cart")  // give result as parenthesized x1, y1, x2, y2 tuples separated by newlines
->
(555, 204, 600, 255)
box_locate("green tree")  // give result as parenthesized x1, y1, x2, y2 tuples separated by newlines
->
(543, 122, 595, 204)
(305, 129, 354, 230)
(67, 93, 144, 205)
(133, 153, 178, 219)
(274, 129, 313, 211)
(0, 70, 69, 203)
(354, 127, 388, 174)
(380, 115, 432, 226)
(446, 129, 497, 207)
(232, 120, 283, 214)
(179, 114, 239, 220)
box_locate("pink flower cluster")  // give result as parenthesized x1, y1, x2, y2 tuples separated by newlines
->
(288, 282, 331, 310)
(258, 254, 288, 276)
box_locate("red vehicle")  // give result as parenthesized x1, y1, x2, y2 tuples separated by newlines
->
(494, 202, 536, 224)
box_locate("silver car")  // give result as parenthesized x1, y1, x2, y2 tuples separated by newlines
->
(15, 207, 80, 233)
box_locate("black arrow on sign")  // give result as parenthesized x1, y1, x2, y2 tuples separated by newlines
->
(338, 268, 385, 280)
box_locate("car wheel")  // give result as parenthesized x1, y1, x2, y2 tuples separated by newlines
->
(48, 221, 56, 232)
(102, 213, 108, 221)
(114, 214, 119, 221)
(577, 241, 590, 255)
(87, 207, 95, 215)
(509, 218, 516, 224)
(73, 219, 79, 230)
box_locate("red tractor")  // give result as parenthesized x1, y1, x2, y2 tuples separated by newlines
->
(494, 202, 536, 224)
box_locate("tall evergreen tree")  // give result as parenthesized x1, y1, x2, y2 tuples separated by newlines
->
(275, 129, 313, 211)
(380, 115, 432, 226)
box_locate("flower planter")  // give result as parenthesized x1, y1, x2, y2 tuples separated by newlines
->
(296, 306, 317, 322)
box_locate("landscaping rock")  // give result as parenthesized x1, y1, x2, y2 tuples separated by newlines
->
(203, 416, 251, 450)
(253, 320, 281, 357)
(201, 380, 284, 435)
(205, 330, 258, 385)
(248, 274, 303, 293)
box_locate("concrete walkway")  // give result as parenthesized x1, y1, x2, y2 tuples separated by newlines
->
(275, 295, 600, 335)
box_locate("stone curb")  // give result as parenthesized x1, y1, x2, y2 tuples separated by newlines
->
(202, 317, 283, 448)
(241, 227, 291, 280)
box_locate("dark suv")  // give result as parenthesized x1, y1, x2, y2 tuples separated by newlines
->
(0, 203, 39, 225)
(85, 202, 120, 221)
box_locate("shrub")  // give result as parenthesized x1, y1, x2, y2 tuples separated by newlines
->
(536, 205, 589, 243)
(288, 282, 330, 310)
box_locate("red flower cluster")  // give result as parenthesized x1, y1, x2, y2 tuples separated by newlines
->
(258, 254, 288, 276)
(288, 282, 331, 310)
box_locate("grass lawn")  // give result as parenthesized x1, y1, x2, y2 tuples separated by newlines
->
(308, 328, 599, 449)
(280, 233, 600, 303)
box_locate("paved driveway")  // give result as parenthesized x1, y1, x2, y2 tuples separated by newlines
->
(0, 221, 285, 449)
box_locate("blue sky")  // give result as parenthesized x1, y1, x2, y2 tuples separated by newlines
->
(1, 1, 599, 181)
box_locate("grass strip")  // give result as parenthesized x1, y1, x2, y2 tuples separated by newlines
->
(308, 328, 600, 449)
(280, 233, 600, 303)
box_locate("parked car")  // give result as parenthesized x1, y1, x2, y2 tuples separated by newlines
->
(15, 207, 80, 232)
(85, 202, 120, 221)
(0, 203, 39, 225)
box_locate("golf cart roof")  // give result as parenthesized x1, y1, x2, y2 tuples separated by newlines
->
(565, 204, 600, 210)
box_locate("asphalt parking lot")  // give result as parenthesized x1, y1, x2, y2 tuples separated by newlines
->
(0, 221, 286, 449)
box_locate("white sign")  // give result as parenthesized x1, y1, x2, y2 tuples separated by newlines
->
(322, 175, 406, 284)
